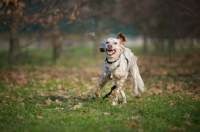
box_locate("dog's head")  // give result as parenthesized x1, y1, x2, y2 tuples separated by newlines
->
(99, 32, 126, 58)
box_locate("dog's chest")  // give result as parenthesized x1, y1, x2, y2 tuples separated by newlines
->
(105, 62, 127, 79)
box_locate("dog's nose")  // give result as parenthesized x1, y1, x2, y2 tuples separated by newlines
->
(108, 45, 112, 49)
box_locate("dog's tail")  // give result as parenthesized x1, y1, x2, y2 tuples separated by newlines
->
(136, 66, 145, 92)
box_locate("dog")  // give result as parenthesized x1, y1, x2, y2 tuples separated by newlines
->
(95, 32, 145, 105)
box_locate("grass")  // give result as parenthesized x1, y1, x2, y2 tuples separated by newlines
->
(0, 47, 200, 132)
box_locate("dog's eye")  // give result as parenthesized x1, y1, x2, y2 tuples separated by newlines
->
(114, 42, 118, 45)
(106, 41, 109, 44)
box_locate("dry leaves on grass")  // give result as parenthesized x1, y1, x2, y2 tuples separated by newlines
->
(104, 112, 110, 115)
(44, 98, 64, 106)
(171, 126, 185, 131)
(149, 87, 163, 95)
(184, 121, 192, 126)
(193, 95, 200, 100)
(127, 122, 142, 130)
(169, 100, 180, 106)
(55, 99, 63, 105)
(11, 95, 16, 100)
(184, 113, 190, 119)
(72, 102, 83, 110)
(44, 98, 52, 105)
(37, 114, 43, 119)
(127, 115, 142, 121)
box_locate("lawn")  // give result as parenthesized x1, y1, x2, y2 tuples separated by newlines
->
(0, 47, 200, 132)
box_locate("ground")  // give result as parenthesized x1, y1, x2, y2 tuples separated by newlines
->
(0, 47, 200, 132)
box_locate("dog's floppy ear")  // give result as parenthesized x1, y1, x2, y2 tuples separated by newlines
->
(117, 32, 126, 45)
(99, 42, 105, 52)
(99, 48, 105, 52)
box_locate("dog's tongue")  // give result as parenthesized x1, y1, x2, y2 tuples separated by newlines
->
(107, 50, 115, 55)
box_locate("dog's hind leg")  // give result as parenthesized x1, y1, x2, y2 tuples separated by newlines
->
(130, 67, 140, 97)
(129, 56, 144, 98)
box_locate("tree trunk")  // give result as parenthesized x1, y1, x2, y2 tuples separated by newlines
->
(167, 2, 174, 55)
(143, 32, 147, 54)
(92, 37, 99, 57)
(8, 23, 19, 64)
(52, 23, 62, 63)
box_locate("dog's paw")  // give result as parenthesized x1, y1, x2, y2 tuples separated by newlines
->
(111, 101, 118, 106)
(95, 92, 101, 98)
(122, 100, 127, 104)
(134, 94, 142, 99)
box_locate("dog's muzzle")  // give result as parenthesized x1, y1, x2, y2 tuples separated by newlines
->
(106, 49, 116, 56)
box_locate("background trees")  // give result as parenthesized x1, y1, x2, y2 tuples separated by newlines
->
(0, 0, 199, 63)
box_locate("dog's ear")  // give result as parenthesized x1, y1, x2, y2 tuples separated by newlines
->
(117, 32, 126, 45)
(99, 48, 105, 52)
(99, 42, 105, 52)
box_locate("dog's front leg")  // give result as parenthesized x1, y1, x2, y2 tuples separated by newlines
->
(112, 77, 126, 105)
(95, 76, 108, 98)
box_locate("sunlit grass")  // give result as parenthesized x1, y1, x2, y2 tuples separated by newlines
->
(0, 48, 199, 132)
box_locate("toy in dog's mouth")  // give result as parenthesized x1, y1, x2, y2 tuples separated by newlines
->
(106, 49, 116, 56)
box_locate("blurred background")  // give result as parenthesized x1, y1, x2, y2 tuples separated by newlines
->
(0, 0, 200, 64)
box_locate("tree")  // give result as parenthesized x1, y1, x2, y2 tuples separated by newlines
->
(0, 0, 25, 63)
(0, 0, 86, 63)
(113, 0, 200, 54)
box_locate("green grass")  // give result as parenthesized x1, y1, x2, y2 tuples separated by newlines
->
(0, 48, 200, 132)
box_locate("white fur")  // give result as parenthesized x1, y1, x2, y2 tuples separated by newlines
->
(95, 34, 145, 105)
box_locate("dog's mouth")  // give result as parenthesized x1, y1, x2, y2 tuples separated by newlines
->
(106, 49, 116, 56)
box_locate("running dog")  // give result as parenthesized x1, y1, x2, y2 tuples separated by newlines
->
(95, 32, 145, 105)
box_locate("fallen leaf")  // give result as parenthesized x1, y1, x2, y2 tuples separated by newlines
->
(151, 87, 163, 95)
(167, 83, 174, 90)
(170, 100, 174, 106)
(131, 115, 142, 120)
(127, 122, 142, 129)
(55, 99, 62, 105)
(73, 102, 83, 110)
(17, 97, 24, 102)
(185, 121, 192, 126)
(170, 100, 179, 106)
(184, 113, 190, 119)
(178, 95, 184, 101)
(44, 98, 52, 105)
(174, 85, 184, 93)
(11, 95, 16, 100)
(55, 107, 64, 110)
(104, 112, 110, 115)
(193, 95, 200, 100)
(37, 114, 43, 119)
(171, 126, 185, 131)
(57, 84, 62, 89)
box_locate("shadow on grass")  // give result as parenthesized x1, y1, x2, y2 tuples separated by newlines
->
(44, 95, 69, 102)
(44, 95, 98, 104)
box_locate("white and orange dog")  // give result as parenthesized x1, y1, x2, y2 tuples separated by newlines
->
(95, 32, 145, 105)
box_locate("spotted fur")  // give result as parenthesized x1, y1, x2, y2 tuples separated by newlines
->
(95, 32, 145, 105)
